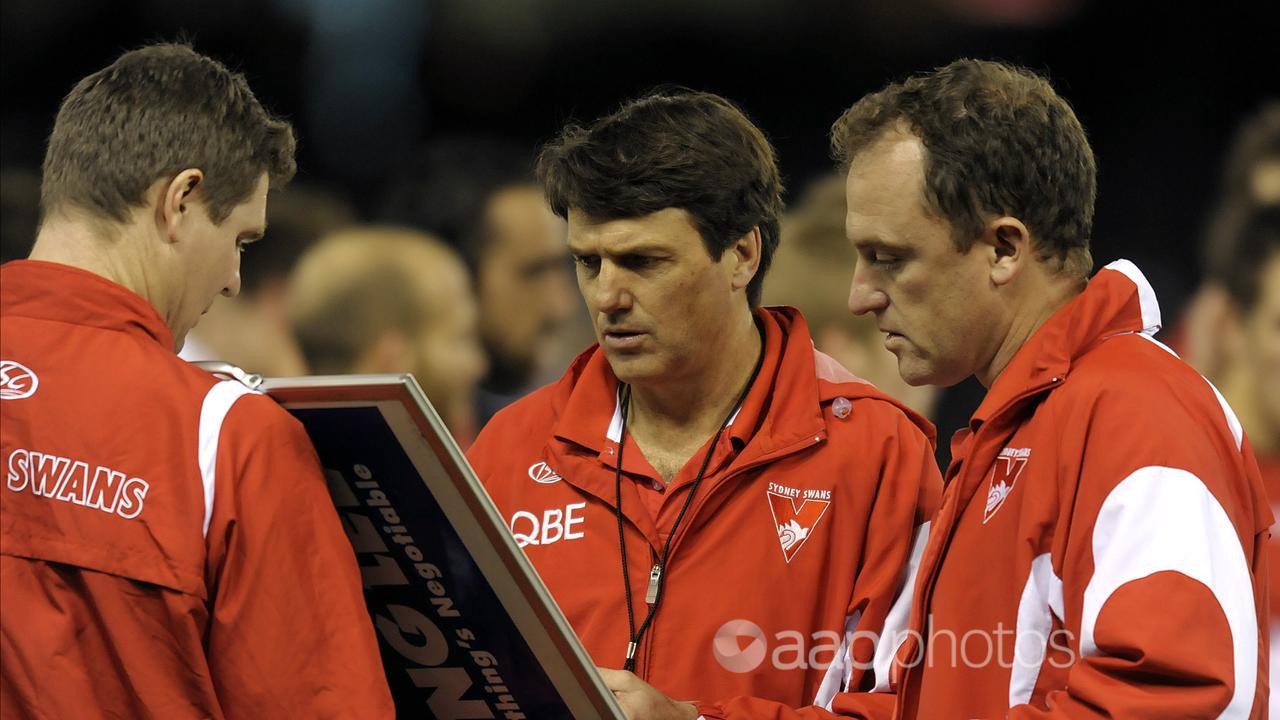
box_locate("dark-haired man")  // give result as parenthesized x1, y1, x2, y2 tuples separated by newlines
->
(467, 90, 942, 719)
(833, 59, 1271, 718)
(0, 44, 392, 717)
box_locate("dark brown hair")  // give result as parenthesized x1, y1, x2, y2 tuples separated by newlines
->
(832, 59, 1096, 277)
(41, 42, 296, 225)
(537, 89, 783, 306)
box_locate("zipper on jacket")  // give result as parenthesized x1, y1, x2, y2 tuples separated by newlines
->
(634, 548, 660, 679)
(627, 434, 827, 682)
(645, 564, 662, 604)
(620, 432, 829, 680)
(898, 375, 1062, 706)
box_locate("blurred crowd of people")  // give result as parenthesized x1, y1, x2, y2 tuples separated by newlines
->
(3, 105, 1276, 461)
(1173, 105, 1280, 682)
(2, 103, 1274, 465)
(5, 35, 1275, 715)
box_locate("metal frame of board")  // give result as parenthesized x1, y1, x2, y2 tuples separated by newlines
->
(257, 372, 622, 720)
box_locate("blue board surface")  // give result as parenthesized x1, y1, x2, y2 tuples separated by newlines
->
(292, 405, 575, 720)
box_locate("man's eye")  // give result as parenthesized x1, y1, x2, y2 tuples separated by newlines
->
(868, 251, 901, 267)
(621, 255, 654, 270)
(574, 255, 600, 271)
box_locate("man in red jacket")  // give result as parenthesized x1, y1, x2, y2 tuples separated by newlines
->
(467, 89, 943, 719)
(832, 59, 1271, 718)
(0, 43, 393, 717)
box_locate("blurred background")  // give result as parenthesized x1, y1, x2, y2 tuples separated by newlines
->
(2, 0, 1277, 455)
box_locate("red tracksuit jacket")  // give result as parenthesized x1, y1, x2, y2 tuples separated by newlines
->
(0, 260, 393, 719)
(893, 260, 1272, 719)
(468, 307, 943, 719)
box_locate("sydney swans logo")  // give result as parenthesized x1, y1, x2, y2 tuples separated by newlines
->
(766, 484, 831, 563)
(983, 448, 1030, 523)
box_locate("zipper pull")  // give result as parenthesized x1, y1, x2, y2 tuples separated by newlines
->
(645, 564, 663, 604)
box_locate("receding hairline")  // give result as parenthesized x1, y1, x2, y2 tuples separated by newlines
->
(291, 226, 466, 316)
(842, 126, 942, 235)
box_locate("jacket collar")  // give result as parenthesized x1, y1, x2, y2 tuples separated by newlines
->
(548, 306, 934, 466)
(551, 307, 812, 461)
(0, 260, 174, 350)
(542, 306, 936, 552)
(971, 258, 1161, 428)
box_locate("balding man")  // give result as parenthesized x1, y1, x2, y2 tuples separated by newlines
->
(288, 226, 488, 443)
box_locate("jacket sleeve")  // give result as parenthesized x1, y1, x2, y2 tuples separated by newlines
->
(696, 409, 944, 720)
(1009, 386, 1267, 720)
(203, 396, 395, 719)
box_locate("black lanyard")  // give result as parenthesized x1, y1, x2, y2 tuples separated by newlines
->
(614, 348, 764, 672)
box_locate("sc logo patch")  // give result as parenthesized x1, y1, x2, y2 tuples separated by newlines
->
(0, 361, 39, 400)
(527, 461, 562, 484)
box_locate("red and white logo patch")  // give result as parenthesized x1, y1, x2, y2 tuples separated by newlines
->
(983, 447, 1030, 524)
(527, 461, 562, 484)
(766, 483, 831, 563)
(0, 360, 38, 400)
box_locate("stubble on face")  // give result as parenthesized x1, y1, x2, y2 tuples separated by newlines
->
(845, 131, 994, 388)
(568, 208, 739, 389)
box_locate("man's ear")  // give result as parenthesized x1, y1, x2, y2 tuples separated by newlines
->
(981, 215, 1032, 287)
(159, 169, 205, 244)
(729, 226, 763, 292)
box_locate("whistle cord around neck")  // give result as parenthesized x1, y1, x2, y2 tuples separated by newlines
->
(614, 349, 764, 673)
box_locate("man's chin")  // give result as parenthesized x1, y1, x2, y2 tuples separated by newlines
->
(602, 350, 661, 386)
(895, 357, 944, 388)
(899, 361, 972, 389)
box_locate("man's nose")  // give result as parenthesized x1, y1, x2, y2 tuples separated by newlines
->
(222, 267, 242, 298)
(847, 268, 887, 316)
(592, 261, 632, 315)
